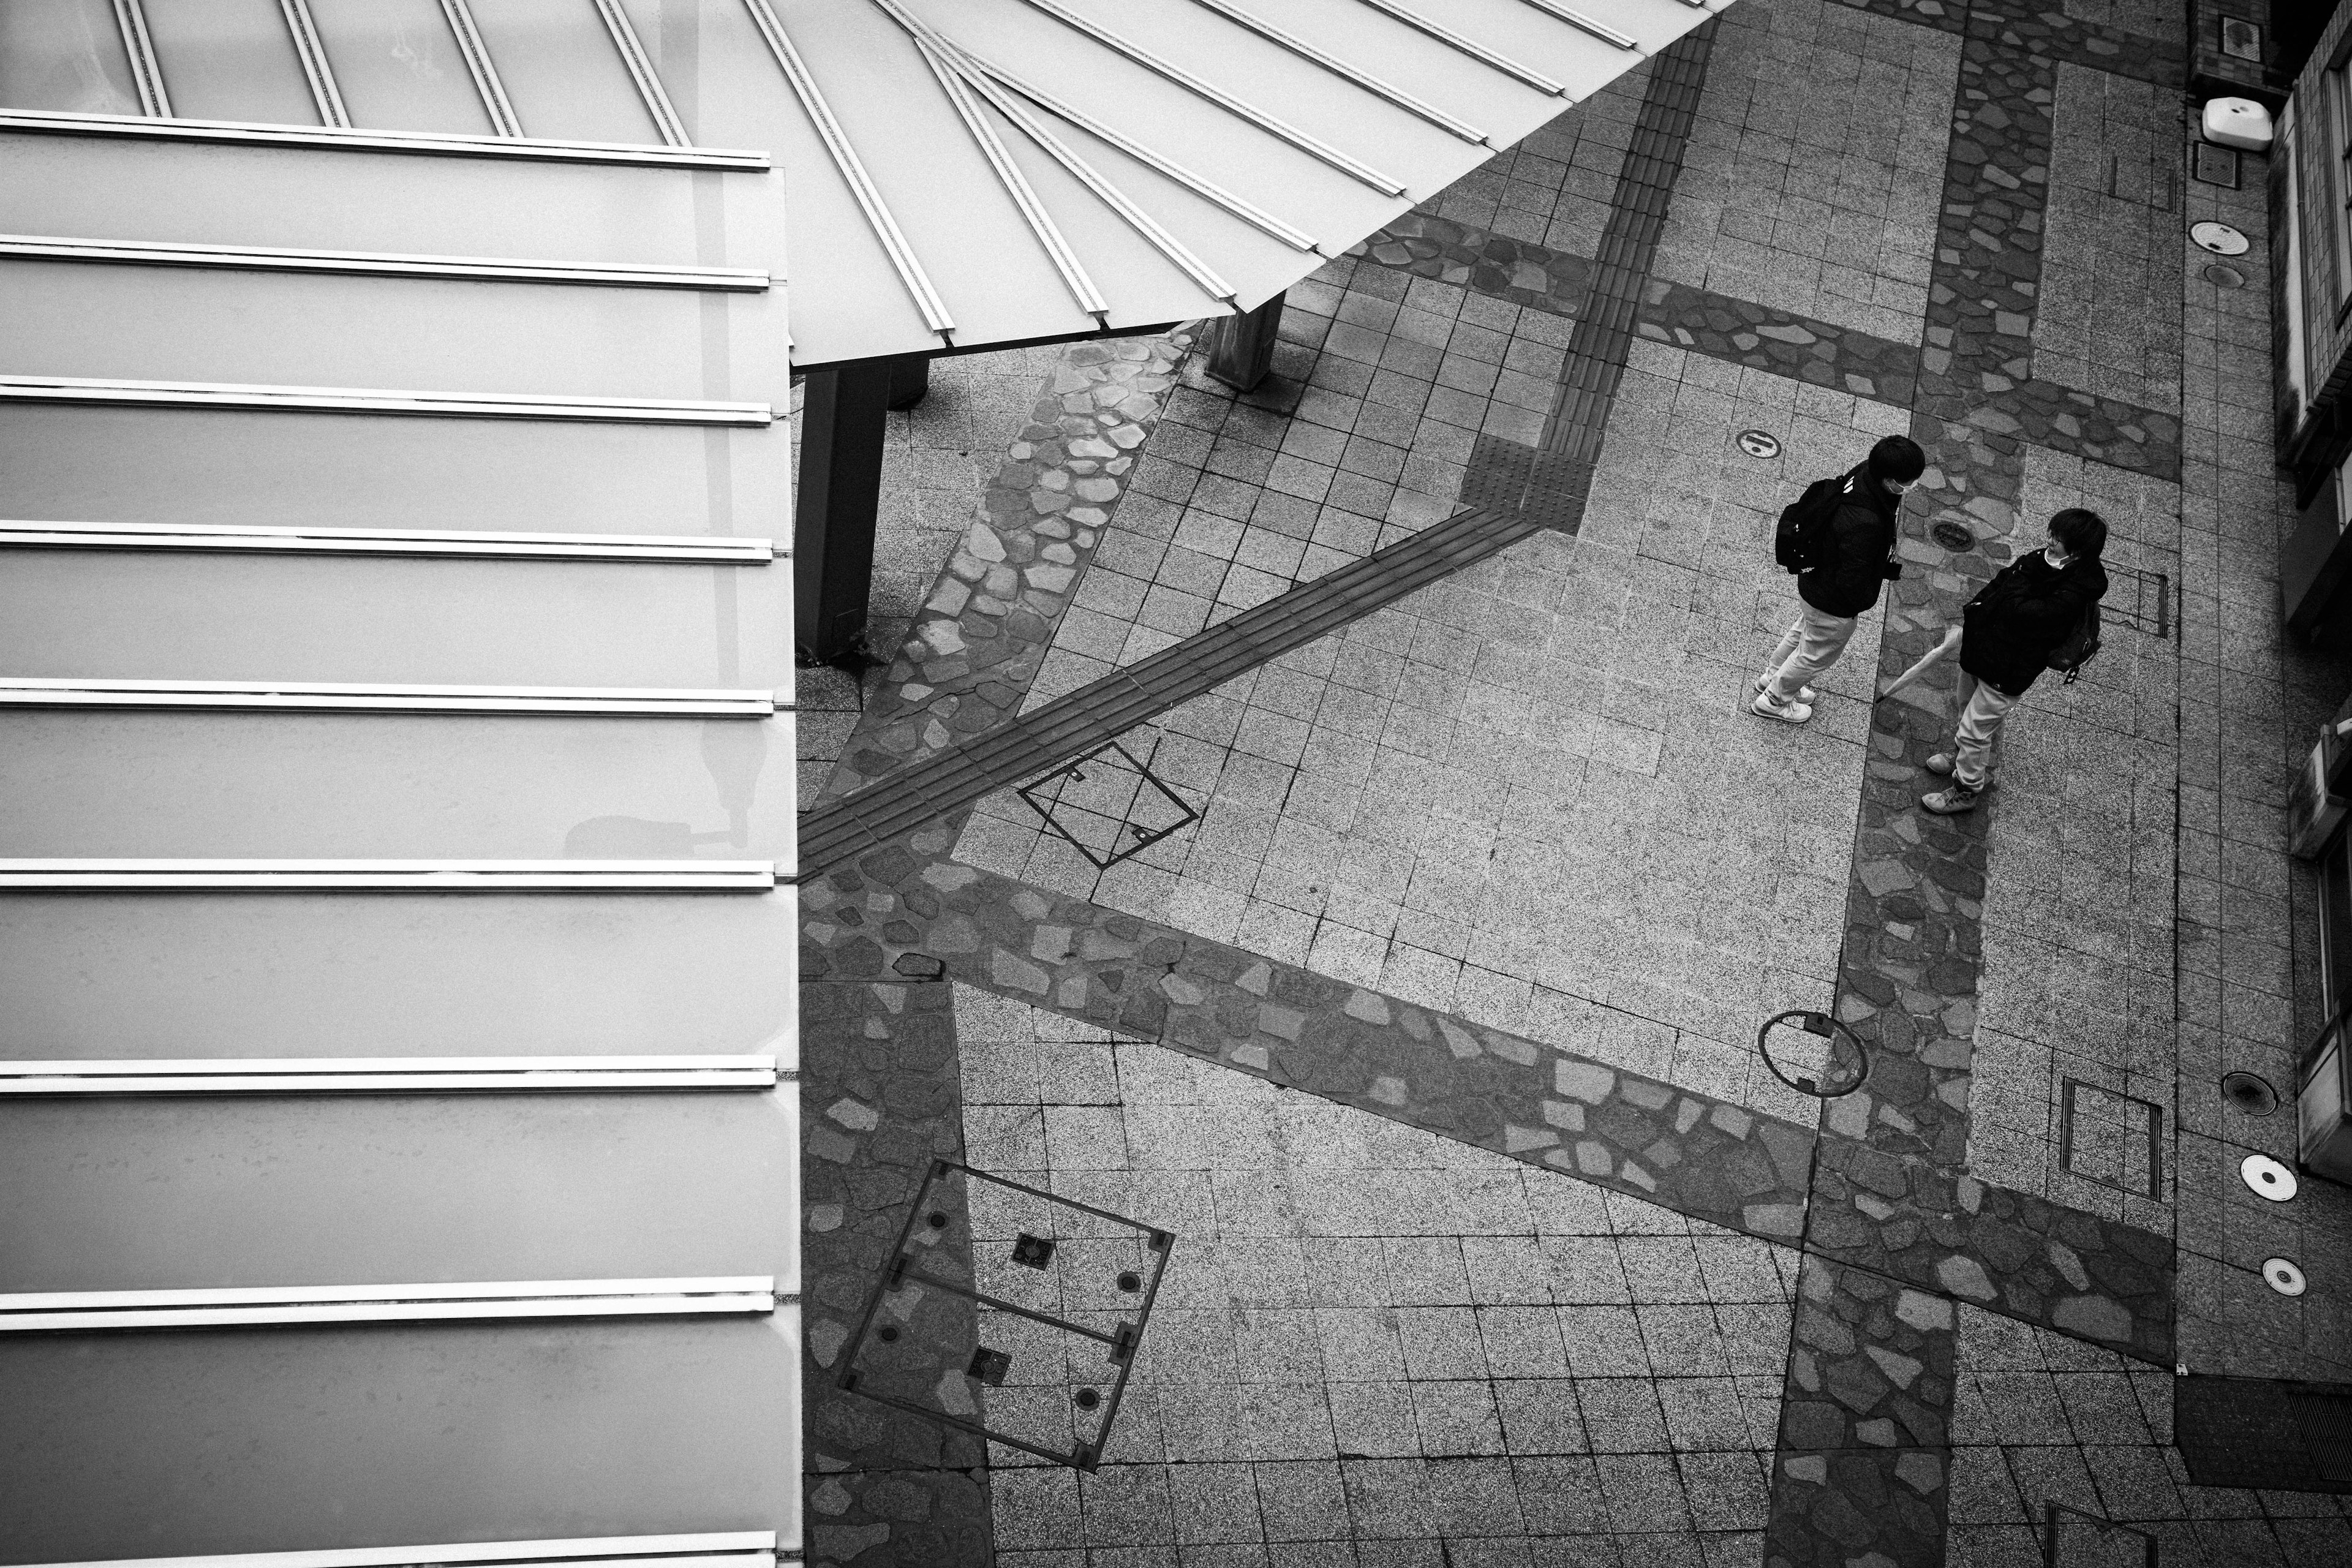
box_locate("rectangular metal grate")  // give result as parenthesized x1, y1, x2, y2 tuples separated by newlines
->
(2190, 140, 2241, 189)
(2177, 1376, 2352, 1494)
(837, 1160, 1173, 1471)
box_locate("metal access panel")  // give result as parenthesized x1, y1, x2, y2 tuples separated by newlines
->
(0, 48, 798, 1562)
(2177, 1374, 2352, 1494)
(839, 1161, 1172, 1470)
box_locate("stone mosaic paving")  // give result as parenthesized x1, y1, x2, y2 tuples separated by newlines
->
(791, 0, 2352, 1561)
(963, 354, 1905, 1128)
(1422, 59, 1653, 262)
(963, 986, 1799, 1566)
(1657, 0, 1957, 345)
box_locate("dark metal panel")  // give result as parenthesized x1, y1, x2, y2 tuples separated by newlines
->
(0, 894, 797, 1061)
(0, 1320, 799, 1561)
(0, 1095, 799, 1291)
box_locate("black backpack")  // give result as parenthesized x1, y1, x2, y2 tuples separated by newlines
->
(2046, 600, 2101, 684)
(1773, 475, 1846, 574)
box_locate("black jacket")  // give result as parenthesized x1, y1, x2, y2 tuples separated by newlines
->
(1797, 468, 1901, 617)
(1960, 549, 2108, 697)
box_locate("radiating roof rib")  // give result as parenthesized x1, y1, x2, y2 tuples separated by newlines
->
(1012, 0, 1407, 197)
(936, 45, 1240, 304)
(1341, 0, 1570, 96)
(1174, 0, 1489, 146)
(739, 0, 957, 344)
(943, 42, 1320, 254)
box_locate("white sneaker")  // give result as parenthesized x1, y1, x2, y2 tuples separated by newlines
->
(1751, 690, 1813, 724)
(1755, 674, 1818, 704)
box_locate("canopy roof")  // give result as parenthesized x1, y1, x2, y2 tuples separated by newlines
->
(721, 0, 1725, 366)
(0, 0, 1725, 369)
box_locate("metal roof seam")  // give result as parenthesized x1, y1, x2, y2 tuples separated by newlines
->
(950, 44, 1318, 255)
(1175, 0, 1488, 144)
(934, 43, 1240, 305)
(592, 0, 694, 148)
(737, 0, 957, 340)
(437, 0, 527, 137)
(872, 3, 1109, 324)
(110, 0, 172, 118)
(278, 0, 354, 129)
(1014, 0, 1408, 197)
(1507, 0, 1644, 54)
(1345, 0, 1570, 97)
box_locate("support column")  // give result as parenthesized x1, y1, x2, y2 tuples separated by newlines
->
(1205, 292, 1285, 392)
(794, 359, 893, 667)
(886, 354, 929, 410)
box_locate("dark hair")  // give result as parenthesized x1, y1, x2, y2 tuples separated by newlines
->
(2050, 507, 2107, 560)
(1866, 435, 1926, 485)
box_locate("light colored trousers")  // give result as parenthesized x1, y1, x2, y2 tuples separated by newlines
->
(1762, 603, 1859, 701)
(1951, 672, 2019, 788)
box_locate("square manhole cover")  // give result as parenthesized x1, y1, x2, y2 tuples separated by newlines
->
(839, 1159, 1172, 1469)
(2058, 1079, 2163, 1199)
(1016, 737, 1197, 869)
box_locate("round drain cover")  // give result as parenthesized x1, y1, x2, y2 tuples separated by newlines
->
(1735, 429, 1781, 459)
(1930, 521, 1975, 551)
(1074, 1388, 1102, 1410)
(2192, 221, 2250, 256)
(2264, 1257, 2308, 1297)
(1757, 1009, 1869, 1098)
(2222, 1071, 2279, 1117)
(2203, 263, 2245, 288)
(2241, 1153, 2298, 1201)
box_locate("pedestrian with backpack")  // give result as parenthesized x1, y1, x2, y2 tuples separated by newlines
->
(1917, 507, 2109, 815)
(1754, 434, 1926, 723)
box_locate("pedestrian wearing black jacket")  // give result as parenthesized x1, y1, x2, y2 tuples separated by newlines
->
(1920, 507, 2109, 815)
(1753, 434, 1924, 724)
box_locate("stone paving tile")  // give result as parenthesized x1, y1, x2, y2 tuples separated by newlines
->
(821, 333, 1196, 799)
(962, 345, 1905, 1124)
(801, 979, 992, 1568)
(1943, 1305, 2352, 1567)
(1423, 60, 1654, 262)
(2034, 62, 2187, 414)
(2163, 104, 2352, 1390)
(1030, 261, 1577, 700)
(964, 985, 1796, 1563)
(1636, 277, 1920, 406)
(1657, 0, 1957, 345)
(805, 847, 1820, 1247)
(1353, 209, 1594, 322)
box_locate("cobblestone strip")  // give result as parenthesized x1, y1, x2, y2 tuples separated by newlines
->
(1774, 6, 2062, 1561)
(1351, 208, 1596, 320)
(1825, 0, 2182, 90)
(1771, 1253, 1959, 1568)
(801, 837, 1822, 1245)
(801, 835, 2177, 1356)
(801, 980, 992, 1568)
(1636, 276, 1922, 406)
(823, 331, 1196, 799)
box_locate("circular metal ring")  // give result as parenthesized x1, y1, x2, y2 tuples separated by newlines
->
(2241, 1153, 2298, 1202)
(1074, 1388, 1102, 1410)
(2264, 1257, 2308, 1297)
(1757, 1009, 1869, 1098)
(1929, 520, 1976, 551)
(2220, 1071, 2278, 1117)
(1735, 429, 1782, 460)
(1117, 1270, 1143, 1292)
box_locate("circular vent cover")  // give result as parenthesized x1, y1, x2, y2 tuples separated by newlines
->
(1930, 521, 1975, 551)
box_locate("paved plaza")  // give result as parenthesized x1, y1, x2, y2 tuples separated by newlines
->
(798, 0, 2352, 1564)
